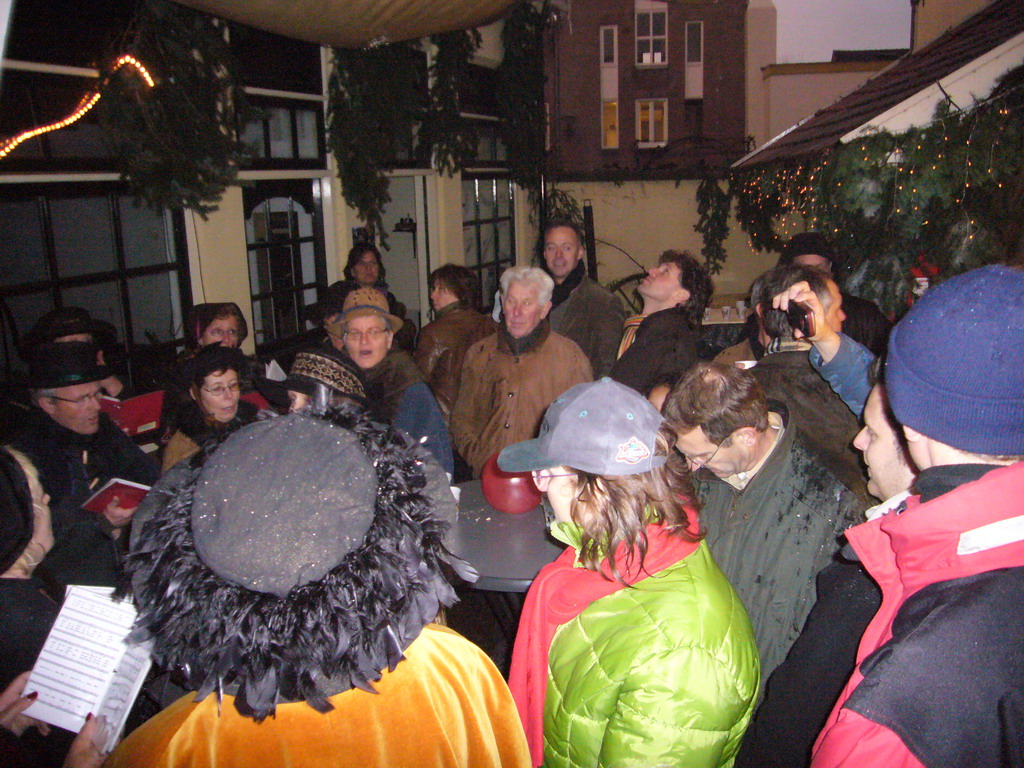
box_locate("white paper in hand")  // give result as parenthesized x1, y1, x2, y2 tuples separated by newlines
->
(23, 586, 152, 753)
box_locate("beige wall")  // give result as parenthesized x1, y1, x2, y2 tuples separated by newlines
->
(185, 186, 257, 354)
(746, 0, 778, 150)
(913, 0, 990, 50)
(553, 180, 778, 301)
(763, 62, 890, 140)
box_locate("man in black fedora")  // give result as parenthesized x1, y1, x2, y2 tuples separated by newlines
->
(13, 341, 158, 587)
(21, 306, 127, 397)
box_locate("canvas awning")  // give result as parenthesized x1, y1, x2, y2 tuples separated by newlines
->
(172, 0, 519, 48)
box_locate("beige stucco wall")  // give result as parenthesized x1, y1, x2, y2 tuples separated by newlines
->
(552, 180, 778, 301)
(185, 186, 257, 354)
(913, 0, 990, 50)
(763, 62, 889, 140)
(746, 0, 778, 150)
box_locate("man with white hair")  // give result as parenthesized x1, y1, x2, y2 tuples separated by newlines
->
(451, 267, 592, 477)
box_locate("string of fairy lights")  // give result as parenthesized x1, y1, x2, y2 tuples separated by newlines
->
(0, 54, 154, 160)
(728, 76, 1024, 254)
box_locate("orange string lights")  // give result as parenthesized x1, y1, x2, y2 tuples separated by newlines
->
(0, 54, 155, 160)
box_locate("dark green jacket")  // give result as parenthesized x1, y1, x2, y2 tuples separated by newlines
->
(694, 405, 862, 687)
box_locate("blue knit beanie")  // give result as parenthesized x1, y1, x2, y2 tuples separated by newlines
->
(886, 264, 1024, 455)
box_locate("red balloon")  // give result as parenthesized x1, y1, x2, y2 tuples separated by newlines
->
(480, 453, 542, 514)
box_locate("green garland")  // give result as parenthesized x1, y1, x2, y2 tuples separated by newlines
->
(694, 169, 731, 275)
(97, 0, 252, 217)
(327, 32, 481, 243)
(697, 63, 1024, 316)
(497, 1, 550, 200)
(420, 29, 483, 175)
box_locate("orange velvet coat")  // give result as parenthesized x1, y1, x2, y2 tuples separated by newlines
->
(105, 625, 530, 768)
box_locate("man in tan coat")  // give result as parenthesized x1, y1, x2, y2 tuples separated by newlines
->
(451, 266, 592, 477)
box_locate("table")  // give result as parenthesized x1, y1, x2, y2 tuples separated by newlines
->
(445, 480, 563, 674)
(447, 480, 564, 592)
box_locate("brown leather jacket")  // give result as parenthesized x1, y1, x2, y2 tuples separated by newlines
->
(414, 304, 497, 422)
(450, 323, 592, 476)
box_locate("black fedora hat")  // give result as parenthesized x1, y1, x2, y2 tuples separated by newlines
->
(21, 307, 117, 355)
(28, 341, 110, 390)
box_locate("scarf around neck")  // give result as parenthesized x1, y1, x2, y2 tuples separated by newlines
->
(549, 259, 585, 309)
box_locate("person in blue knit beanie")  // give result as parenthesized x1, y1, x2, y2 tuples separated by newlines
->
(812, 264, 1024, 768)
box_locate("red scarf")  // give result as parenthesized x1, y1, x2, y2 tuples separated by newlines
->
(508, 520, 700, 766)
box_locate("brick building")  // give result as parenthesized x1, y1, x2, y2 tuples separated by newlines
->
(545, 0, 749, 179)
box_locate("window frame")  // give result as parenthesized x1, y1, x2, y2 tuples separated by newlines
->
(635, 98, 669, 148)
(600, 25, 618, 66)
(0, 181, 191, 387)
(242, 178, 329, 356)
(635, 7, 668, 67)
(461, 174, 516, 315)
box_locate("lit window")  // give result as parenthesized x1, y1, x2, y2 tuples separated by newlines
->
(635, 2, 668, 66)
(602, 101, 619, 149)
(636, 99, 668, 146)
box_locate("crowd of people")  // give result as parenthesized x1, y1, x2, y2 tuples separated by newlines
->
(1, 225, 1022, 768)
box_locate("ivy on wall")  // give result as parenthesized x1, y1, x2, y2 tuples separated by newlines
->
(327, 41, 426, 243)
(97, 0, 253, 217)
(496, 1, 550, 201)
(697, 64, 1024, 316)
(326, 30, 482, 243)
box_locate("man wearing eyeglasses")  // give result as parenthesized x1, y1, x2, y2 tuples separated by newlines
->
(662, 361, 861, 690)
(13, 341, 158, 587)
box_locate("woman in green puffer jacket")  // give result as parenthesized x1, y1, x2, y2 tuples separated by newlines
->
(499, 378, 759, 768)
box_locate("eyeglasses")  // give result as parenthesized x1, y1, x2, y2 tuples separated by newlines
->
(343, 328, 390, 342)
(48, 390, 104, 406)
(677, 440, 725, 471)
(202, 382, 241, 398)
(205, 327, 239, 339)
(531, 468, 576, 487)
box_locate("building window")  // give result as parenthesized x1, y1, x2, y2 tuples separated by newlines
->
(600, 26, 617, 65)
(462, 176, 515, 314)
(635, 2, 668, 66)
(243, 179, 328, 353)
(636, 99, 668, 147)
(240, 96, 326, 170)
(0, 184, 190, 388)
(685, 21, 705, 100)
(602, 101, 619, 149)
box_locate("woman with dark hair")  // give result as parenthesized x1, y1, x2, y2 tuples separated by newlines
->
(415, 265, 496, 431)
(499, 378, 759, 768)
(183, 303, 248, 351)
(162, 346, 257, 473)
(330, 243, 416, 351)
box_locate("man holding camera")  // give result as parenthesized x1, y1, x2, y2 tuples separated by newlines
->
(749, 265, 869, 505)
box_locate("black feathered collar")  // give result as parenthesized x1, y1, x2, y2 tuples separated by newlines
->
(125, 405, 476, 721)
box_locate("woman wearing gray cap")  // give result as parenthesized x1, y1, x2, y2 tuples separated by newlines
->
(499, 378, 759, 768)
(107, 406, 529, 768)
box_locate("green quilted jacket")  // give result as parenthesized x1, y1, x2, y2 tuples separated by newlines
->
(543, 541, 759, 768)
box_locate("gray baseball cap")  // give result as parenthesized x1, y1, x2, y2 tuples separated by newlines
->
(498, 377, 667, 476)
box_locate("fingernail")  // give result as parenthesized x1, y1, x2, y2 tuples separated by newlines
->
(86, 712, 93, 721)
(26, 691, 38, 700)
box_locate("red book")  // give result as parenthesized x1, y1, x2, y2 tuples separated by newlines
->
(82, 478, 151, 514)
(101, 391, 165, 436)
(240, 390, 270, 410)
